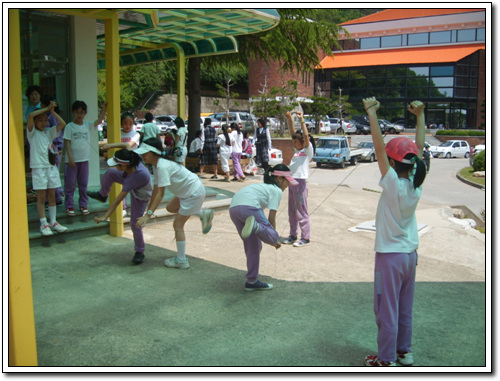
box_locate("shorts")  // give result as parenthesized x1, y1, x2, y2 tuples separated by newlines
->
(31, 166, 61, 190)
(178, 182, 205, 216)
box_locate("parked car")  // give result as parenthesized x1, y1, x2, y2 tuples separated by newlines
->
(329, 118, 357, 134)
(244, 136, 283, 166)
(304, 115, 330, 133)
(349, 115, 372, 135)
(378, 119, 404, 134)
(266, 117, 281, 132)
(430, 140, 470, 158)
(155, 114, 177, 124)
(356, 141, 377, 162)
(208, 111, 256, 132)
(135, 118, 176, 135)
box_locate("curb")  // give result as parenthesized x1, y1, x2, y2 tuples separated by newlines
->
(456, 172, 485, 190)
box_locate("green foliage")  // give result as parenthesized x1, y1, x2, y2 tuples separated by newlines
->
(472, 150, 486, 171)
(436, 130, 486, 136)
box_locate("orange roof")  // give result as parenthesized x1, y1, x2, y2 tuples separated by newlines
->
(318, 44, 485, 69)
(341, 9, 485, 25)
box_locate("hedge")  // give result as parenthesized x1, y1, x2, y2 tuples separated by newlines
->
(472, 149, 486, 171)
(436, 129, 486, 136)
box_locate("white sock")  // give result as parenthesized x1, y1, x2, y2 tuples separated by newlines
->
(40, 217, 48, 226)
(48, 206, 57, 225)
(176, 241, 187, 261)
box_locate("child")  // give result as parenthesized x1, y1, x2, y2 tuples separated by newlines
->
(26, 101, 68, 236)
(91, 149, 153, 265)
(199, 118, 218, 179)
(172, 117, 188, 165)
(230, 122, 245, 182)
(362, 97, 427, 367)
(188, 130, 202, 158)
(229, 164, 298, 291)
(217, 125, 232, 181)
(63, 100, 107, 216)
(139, 112, 160, 144)
(102, 111, 140, 153)
(135, 138, 215, 269)
(283, 111, 313, 247)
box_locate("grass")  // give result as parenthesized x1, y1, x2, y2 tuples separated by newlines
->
(459, 166, 485, 187)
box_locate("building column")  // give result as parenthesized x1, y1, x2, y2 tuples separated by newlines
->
(8, 8, 38, 366)
(105, 12, 124, 237)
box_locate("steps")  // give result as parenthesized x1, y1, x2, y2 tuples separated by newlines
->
(28, 184, 232, 247)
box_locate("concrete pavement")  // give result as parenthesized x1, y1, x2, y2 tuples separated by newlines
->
(28, 167, 487, 369)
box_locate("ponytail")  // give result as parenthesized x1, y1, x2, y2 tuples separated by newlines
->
(412, 156, 426, 189)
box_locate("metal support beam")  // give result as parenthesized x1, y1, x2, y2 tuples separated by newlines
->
(172, 44, 186, 118)
(105, 12, 124, 237)
(8, 9, 38, 366)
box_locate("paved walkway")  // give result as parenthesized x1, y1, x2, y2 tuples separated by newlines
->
(28, 168, 487, 370)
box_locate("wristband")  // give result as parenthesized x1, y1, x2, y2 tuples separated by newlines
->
(365, 104, 377, 112)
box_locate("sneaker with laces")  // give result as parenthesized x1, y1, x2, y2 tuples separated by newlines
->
(164, 257, 190, 269)
(87, 190, 107, 203)
(283, 235, 297, 244)
(66, 208, 75, 216)
(241, 215, 256, 239)
(245, 280, 273, 291)
(397, 351, 413, 366)
(293, 238, 310, 247)
(364, 355, 396, 367)
(132, 252, 145, 265)
(51, 222, 68, 233)
(40, 224, 53, 236)
(200, 209, 214, 234)
(80, 206, 90, 215)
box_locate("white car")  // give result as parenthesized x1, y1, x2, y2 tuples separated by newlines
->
(356, 141, 377, 162)
(244, 136, 283, 166)
(430, 140, 470, 158)
(329, 118, 357, 134)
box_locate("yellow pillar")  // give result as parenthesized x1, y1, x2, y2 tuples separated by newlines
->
(105, 13, 123, 237)
(174, 46, 186, 119)
(8, 9, 38, 366)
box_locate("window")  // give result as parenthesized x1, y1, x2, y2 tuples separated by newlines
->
(409, 67, 429, 77)
(408, 32, 428, 45)
(477, 28, 485, 41)
(360, 37, 380, 49)
(431, 77, 454, 87)
(430, 31, 451, 44)
(381, 35, 402, 47)
(431, 66, 454, 76)
(457, 29, 477, 42)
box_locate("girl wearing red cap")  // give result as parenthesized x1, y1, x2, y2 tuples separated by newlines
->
(362, 97, 427, 367)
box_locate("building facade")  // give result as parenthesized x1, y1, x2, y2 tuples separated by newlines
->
(315, 9, 486, 129)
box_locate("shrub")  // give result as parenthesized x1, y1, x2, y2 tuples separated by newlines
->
(436, 129, 486, 136)
(468, 130, 486, 136)
(472, 149, 486, 171)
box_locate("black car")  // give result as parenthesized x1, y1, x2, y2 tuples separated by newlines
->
(351, 115, 388, 134)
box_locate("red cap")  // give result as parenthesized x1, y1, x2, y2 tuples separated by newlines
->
(385, 137, 418, 164)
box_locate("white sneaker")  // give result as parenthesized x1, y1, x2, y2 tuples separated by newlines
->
(200, 209, 214, 234)
(164, 257, 190, 269)
(397, 351, 414, 366)
(51, 222, 68, 233)
(241, 215, 256, 239)
(40, 224, 53, 236)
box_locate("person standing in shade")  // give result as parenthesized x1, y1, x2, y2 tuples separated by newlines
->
(254, 118, 271, 171)
(172, 116, 189, 165)
(199, 118, 218, 179)
(139, 112, 160, 144)
(229, 164, 298, 291)
(135, 138, 215, 270)
(217, 124, 232, 182)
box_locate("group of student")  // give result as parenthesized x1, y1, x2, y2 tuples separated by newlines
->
(26, 86, 427, 366)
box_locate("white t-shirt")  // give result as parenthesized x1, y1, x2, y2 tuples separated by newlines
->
(217, 134, 232, 155)
(189, 137, 202, 153)
(121, 129, 140, 150)
(141, 122, 160, 141)
(63, 121, 94, 163)
(374, 167, 422, 253)
(27, 126, 59, 169)
(289, 144, 313, 179)
(231, 130, 243, 153)
(153, 158, 201, 198)
(230, 183, 282, 211)
(175, 127, 188, 149)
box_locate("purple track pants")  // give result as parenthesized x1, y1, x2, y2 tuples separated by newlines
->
(99, 168, 149, 253)
(373, 251, 417, 362)
(229, 205, 279, 283)
(64, 161, 89, 209)
(231, 152, 245, 179)
(288, 178, 310, 239)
